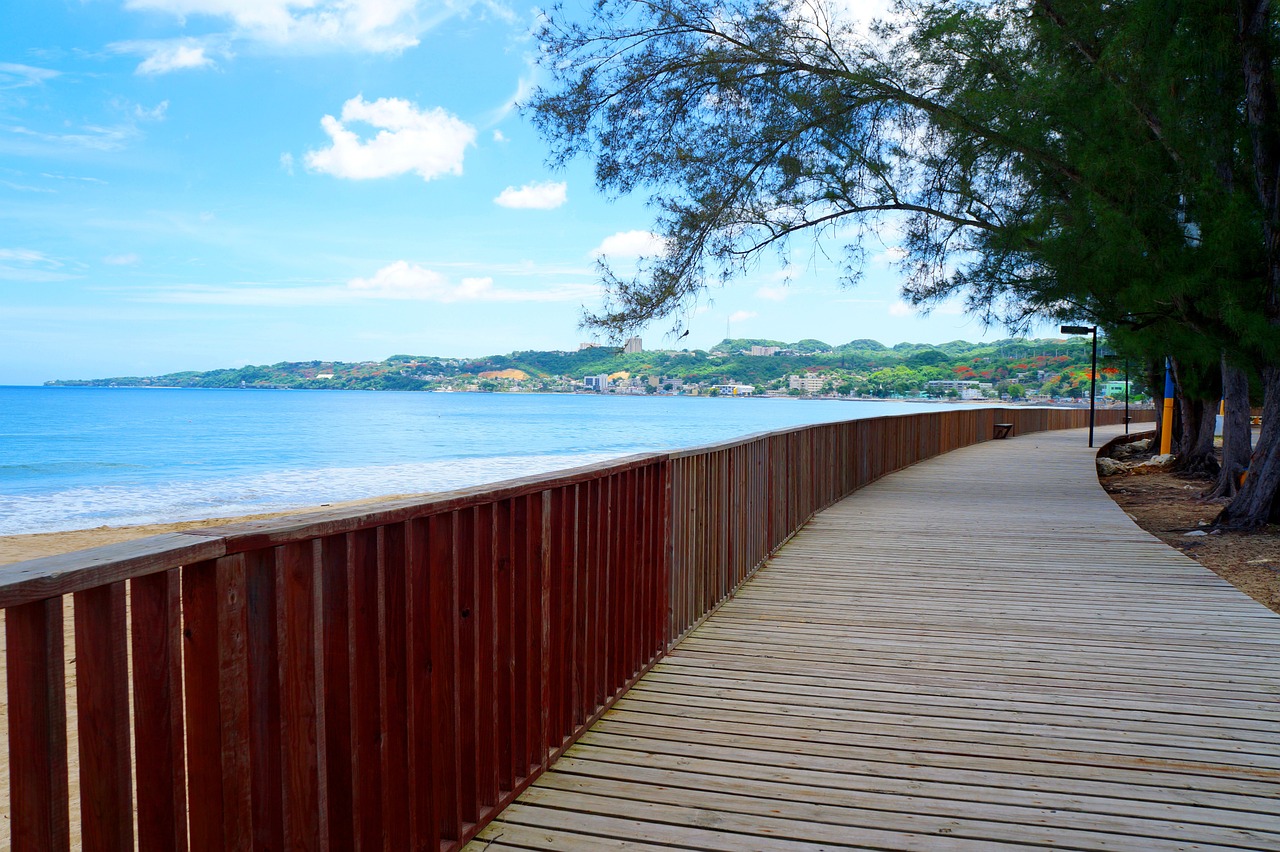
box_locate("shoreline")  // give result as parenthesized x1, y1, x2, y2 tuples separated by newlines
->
(0, 491, 435, 567)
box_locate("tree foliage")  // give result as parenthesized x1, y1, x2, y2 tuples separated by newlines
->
(531, 0, 1280, 525)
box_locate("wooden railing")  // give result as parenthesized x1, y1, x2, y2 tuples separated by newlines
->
(0, 406, 1146, 851)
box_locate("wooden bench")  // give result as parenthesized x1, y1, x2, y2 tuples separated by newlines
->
(994, 423, 1014, 439)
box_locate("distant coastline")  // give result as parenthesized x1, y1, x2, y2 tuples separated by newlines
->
(43, 334, 1129, 403)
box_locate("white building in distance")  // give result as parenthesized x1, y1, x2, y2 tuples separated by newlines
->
(749, 345, 779, 356)
(789, 374, 827, 393)
(623, 336, 643, 354)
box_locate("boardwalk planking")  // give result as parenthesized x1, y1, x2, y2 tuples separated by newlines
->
(468, 426, 1280, 851)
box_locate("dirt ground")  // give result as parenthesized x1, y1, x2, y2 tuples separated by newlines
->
(1100, 461, 1280, 614)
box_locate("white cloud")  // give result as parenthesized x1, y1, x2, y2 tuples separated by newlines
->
(873, 245, 908, 266)
(492, 129, 507, 143)
(728, 310, 757, 323)
(591, 230, 667, 259)
(280, 152, 295, 174)
(494, 180, 566, 210)
(0, 62, 60, 90)
(136, 43, 215, 74)
(349, 262, 493, 301)
(0, 248, 56, 264)
(305, 95, 475, 181)
(4, 123, 138, 152)
(349, 261, 598, 301)
(104, 253, 140, 266)
(138, 263, 602, 305)
(755, 285, 788, 301)
(889, 300, 912, 317)
(41, 173, 107, 184)
(0, 249, 77, 282)
(123, 0, 431, 53)
(134, 101, 170, 121)
(488, 66, 537, 124)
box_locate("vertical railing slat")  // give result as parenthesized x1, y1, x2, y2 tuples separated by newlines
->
(380, 523, 411, 849)
(319, 534, 355, 852)
(131, 569, 188, 852)
(278, 540, 324, 852)
(74, 581, 133, 852)
(183, 555, 251, 852)
(349, 528, 385, 851)
(7, 597, 70, 852)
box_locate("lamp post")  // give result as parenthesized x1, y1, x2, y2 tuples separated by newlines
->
(1061, 324, 1098, 447)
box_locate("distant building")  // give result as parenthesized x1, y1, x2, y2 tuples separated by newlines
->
(1102, 380, 1131, 397)
(789, 374, 826, 393)
(714, 384, 757, 396)
(579, 342, 604, 350)
(584, 374, 610, 391)
(623, 336, 643, 354)
(749, 345, 779, 357)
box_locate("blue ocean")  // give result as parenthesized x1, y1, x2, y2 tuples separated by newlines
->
(0, 387, 967, 535)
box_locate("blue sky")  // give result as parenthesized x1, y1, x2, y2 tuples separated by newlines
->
(1, 0, 1037, 385)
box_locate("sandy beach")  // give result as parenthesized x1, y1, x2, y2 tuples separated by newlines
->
(0, 492, 435, 567)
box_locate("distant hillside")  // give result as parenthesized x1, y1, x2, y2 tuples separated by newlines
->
(48, 336, 1133, 399)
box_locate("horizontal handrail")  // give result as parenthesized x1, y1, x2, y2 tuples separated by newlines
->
(0, 405, 1150, 851)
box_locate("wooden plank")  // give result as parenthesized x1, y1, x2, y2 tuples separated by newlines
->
(474, 503, 500, 811)
(130, 569, 188, 852)
(561, 742, 1280, 835)
(380, 522, 411, 849)
(0, 533, 224, 609)
(429, 511, 461, 843)
(319, 534, 354, 851)
(277, 540, 323, 851)
(511, 496, 531, 781)
(6, 597, 70, 852)
(73, 582, 133, 852)
(493, 499, 515, 795)
(464, 426, 1280, 852)
(455, 506, 481, 826)
(348, 528, 384, 851)
(405, 516, 439, 851)
(245, 549, 282, 851)
(182, 555, 251, 852)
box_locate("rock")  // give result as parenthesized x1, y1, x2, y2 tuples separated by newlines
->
(1096, 457, 1128, 476)
(1112, 438, 1154, 459)
(1183, 530, 1208, 537)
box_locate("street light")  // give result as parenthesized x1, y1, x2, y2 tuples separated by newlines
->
(1061, 324, 1098, 447)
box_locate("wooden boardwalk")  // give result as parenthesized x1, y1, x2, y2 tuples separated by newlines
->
(467, 426, 1280, 851)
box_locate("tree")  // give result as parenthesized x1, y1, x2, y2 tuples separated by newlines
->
(531, 0, 1280, 526)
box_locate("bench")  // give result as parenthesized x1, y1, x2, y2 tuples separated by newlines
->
(994, 423, 1015, 439)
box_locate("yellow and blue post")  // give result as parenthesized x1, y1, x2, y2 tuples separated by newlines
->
(1159, 357, 1175, 455)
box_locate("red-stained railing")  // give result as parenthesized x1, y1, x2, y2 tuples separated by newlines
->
(0, 406, 1146, 851)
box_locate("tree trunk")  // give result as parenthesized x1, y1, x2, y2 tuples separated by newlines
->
(1217, 365, 1280, 526)
(1220, 0, 1280, 526)
(1207, 356, 1253, 498)
(1173, 358, 1221, 476)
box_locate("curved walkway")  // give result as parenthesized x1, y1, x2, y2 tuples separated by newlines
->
(468, 426, 1280, 851)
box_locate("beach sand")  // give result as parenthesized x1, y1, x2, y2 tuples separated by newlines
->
(0, 492, 435, 567)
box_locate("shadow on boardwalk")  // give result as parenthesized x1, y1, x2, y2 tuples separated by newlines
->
(469, 426, 1280, 851)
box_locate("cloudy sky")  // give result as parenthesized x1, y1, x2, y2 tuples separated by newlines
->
(1, 0, 1033, 385)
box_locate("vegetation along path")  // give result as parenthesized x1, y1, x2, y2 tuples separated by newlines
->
(468, 426, 1280, 851)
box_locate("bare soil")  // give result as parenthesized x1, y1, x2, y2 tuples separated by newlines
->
(1101, 467, 1280, 614)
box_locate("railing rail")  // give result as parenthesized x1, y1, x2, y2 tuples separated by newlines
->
(0, 406, 1147, 851)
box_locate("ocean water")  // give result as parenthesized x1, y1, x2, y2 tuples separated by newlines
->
(0, 387, 969, 535)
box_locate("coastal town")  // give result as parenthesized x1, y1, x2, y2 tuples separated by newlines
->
(50, 335, 1145, 405)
